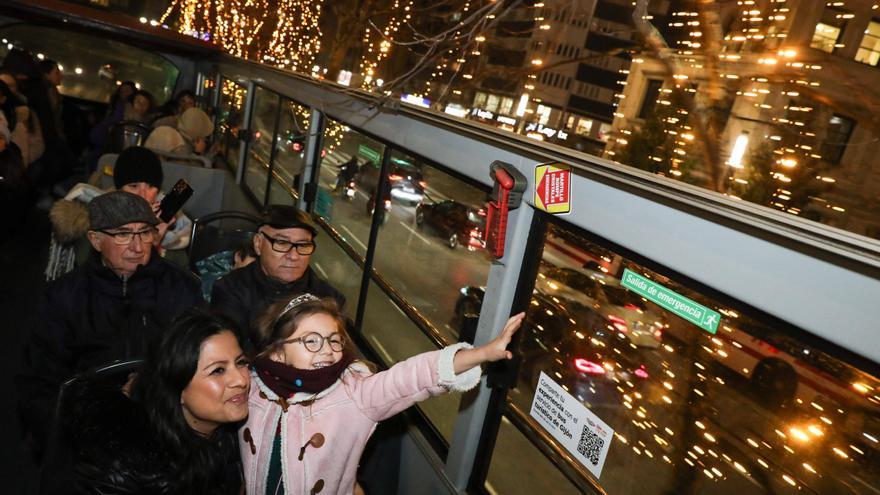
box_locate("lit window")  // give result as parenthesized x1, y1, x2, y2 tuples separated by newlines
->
(811, 9, 847, 53)
(485, 94, 500, 113)
(855, 20, 880, 66)
(575, 118, 593, 136)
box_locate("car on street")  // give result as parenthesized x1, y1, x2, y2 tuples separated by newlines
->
(415, 200, 486, 249)
(356, 157, 426, 206)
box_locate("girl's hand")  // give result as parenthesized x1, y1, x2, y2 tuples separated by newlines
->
(453, 312, 526, 374)
(481, 312, 525, 362)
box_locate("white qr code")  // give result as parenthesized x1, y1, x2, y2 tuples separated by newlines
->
(577, 425, 604, 466)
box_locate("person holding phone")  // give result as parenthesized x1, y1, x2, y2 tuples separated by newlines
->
(112, 146, 192, 252)
(46, 146, 193, 280)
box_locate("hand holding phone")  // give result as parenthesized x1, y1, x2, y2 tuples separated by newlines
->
(158, 179, 194, 223)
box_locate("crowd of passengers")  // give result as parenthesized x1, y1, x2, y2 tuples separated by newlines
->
(6, 47, 525, 494)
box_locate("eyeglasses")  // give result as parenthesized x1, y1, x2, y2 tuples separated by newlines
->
(259, 231, 315, 255)
(99, 228, 157, 245)
(286, 332, 345, 353)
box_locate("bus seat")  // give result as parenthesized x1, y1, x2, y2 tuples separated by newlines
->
(188, 211, 259, 274)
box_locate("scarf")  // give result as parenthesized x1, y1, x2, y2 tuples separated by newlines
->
(253, 352, 354, 398)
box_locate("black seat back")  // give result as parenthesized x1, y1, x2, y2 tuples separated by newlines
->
(188, 211, 260, 273)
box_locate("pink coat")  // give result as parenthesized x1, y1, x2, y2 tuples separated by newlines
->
(239, 343, 480, 495)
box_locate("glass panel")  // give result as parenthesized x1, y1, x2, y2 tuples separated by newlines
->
(244, 86, 279, 206)
(856, 21, 880, 66)
(0, 25, 179, 103)
(371, 149, 492, 343)
(505, 221, 880, 494)
(308, 223, 363, 318)
(486, 416, 582, 495)
(361, 280, 462, 442)
(201, 73, 217, 109)
(811, 23, 841, 53)
(314, 120, 386, 258)
(268, 99, 310, 201)
(217, 78, 247, 174)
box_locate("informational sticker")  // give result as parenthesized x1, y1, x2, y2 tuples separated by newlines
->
(530, 372, 614, 479)
(534, 162, 571, 214)
(315, 188, 333, 221)
(621, 268, 721, 334)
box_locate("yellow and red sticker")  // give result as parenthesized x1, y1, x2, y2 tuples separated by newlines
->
(534, 162, 571, 214)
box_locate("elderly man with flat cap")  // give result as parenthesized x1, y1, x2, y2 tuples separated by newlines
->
(17, 191, 201, 450)
(211, 204, 344, 346)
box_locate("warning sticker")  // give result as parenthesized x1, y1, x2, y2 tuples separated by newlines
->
(534, 162, 571, 214)
(529, 372, 614, 479)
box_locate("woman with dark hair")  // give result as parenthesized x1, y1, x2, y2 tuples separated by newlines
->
(60, 308, 250, 494)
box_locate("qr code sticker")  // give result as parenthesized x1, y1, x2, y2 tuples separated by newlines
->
(577, 425, 604, 465)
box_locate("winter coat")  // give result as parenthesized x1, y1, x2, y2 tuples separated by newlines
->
(240, 344, 480, 495)
(17, 250, 202, 448)
(211, 263, 345, 347)
(56, 375, 243, 495)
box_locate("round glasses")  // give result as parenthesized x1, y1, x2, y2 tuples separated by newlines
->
(259, 231, 316, 255)
(99, 228, 157, 245)
(286, 332, 345, 353)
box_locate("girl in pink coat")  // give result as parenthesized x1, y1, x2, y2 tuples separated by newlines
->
(240, 293, 524, 495)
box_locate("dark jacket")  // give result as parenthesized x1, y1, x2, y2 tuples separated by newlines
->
(59, 376, 242, 495)
(211, 262, 345, 347)
(17, 251, 201, 448)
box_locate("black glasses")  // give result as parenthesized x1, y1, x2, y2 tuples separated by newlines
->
(259, 231, 316, 255)
(286, 332, 345, 353)
(99, 228, 157, 245)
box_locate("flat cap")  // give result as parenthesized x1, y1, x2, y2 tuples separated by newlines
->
(259, 204, 317, 237)
(89, 190, 159, 231)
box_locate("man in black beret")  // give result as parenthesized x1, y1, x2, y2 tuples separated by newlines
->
(211, 204, 344, 347)
(17, 191, 202, 450)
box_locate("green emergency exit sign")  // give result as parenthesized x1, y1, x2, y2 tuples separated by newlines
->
(621, 269, 721, 334)
(358, 144, 381, 163)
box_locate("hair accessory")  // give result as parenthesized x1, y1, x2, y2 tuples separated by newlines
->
(279, 293, 320, 319)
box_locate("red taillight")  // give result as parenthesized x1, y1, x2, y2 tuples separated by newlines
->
(574, 359, 605, 375)
(653, 329, 663, 340)
(388, 174, 403, 181)
(608, 315, 628, 333)
(635, 365, 649, 379)
(469, 229, 480, 238)
(624, 304, 641, 311)
(477, 209, 486, 216)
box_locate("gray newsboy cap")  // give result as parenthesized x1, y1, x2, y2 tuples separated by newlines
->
(88, 191, 160, 231)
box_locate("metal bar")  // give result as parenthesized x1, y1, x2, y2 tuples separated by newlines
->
(298, 109, 324, 211)
(445, 203, 536, 490)
(262, 93, 283, 207)
(235, 79, 256, 186)
(353, 147, 393, 334)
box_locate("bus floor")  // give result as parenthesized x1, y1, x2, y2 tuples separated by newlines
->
(1, 205, 49, 495)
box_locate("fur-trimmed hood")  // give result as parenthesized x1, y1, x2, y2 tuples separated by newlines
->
(50, 198, 89, 244)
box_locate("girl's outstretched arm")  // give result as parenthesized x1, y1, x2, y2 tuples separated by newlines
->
(453, 312, 525, 374)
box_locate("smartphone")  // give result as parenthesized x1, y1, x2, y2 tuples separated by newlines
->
(158, 179, 194, 223)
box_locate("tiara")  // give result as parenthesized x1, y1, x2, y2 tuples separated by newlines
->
(279, 293, 321, 318)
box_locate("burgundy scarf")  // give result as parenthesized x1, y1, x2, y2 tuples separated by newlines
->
(253, 353, 354, 398)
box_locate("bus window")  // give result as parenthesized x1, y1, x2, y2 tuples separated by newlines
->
(217, 78, 247, 174)
(356, 149, 491, 442)
(266, 98, 309, 204)
(314, 120, 386, 258)
(0, 24, 179, 104)
(496, 221, 880, 494)
(243, 86, 279, 205)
